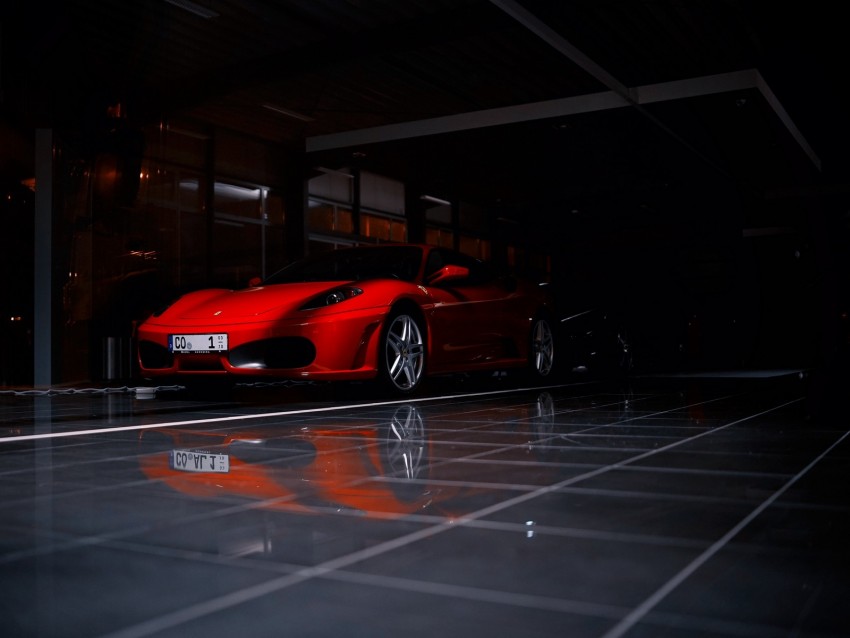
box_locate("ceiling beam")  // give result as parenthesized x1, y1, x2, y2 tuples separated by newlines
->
(491, 0, 819, 172)
(309, 2, 819, 173)
(307, 90, 629, 151)
(488, 0, 634, 103)
(307, 69, 815, 168)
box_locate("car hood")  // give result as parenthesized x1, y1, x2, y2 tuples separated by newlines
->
(175, 282, 352, 320)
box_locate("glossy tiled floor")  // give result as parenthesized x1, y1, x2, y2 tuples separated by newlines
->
(1, 371, 848, 637)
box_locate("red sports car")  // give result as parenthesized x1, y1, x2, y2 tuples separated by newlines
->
(136, 244, 556, 394)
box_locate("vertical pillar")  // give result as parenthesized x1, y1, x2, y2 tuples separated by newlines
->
(203, 129, 216, 285)
(283, 159, 307, 260)
(404, 183, 426, 244)
(34, 129, 54, 388)
(351, 165, 361, 237)
(451, 198, 461, 251)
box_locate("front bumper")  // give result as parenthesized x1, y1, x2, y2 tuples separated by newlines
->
(137, 309, 386, 381)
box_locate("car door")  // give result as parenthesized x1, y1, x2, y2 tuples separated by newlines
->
(423, 249, 523, 372)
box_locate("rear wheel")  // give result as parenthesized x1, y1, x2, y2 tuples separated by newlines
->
(529, 315, 555, 379)
(379, 309, 426, 394)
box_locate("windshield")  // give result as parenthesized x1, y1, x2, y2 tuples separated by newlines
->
(264, 246, 424, 285)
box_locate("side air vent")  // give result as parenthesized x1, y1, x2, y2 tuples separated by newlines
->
(229, 338, 316, 369)
(138, 341, 173, 369)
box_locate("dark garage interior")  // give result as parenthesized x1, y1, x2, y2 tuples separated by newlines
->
(1, 1, 848, 636)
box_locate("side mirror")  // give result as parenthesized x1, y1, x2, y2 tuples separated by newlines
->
(427, 265, 469, 286)
(248, 277, 263, 288)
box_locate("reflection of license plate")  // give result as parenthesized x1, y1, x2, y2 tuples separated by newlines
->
(169, 333, 228, 353)
(170, 450, 230, 473)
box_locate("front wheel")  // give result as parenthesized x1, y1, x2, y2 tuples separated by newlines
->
(379, 310, 426, 394)
(529, 315, 555, 379)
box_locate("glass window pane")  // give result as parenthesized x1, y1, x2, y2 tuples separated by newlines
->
(390, 220, 407, 242)
(211, 220, 262, 287)
(308, 171, 352, 203)
(362, 213, 391, 241)
(425, 203, 451, 225)
(214, 181, 262, 218)
(133, 163, 207, 289)
(308, 203, 336, 232)
(426, 227, 453, 248)
(266, 190, 285, 226)
(459, 235, 491, 261)
(145, 123, 208, 168)
(177, 177, 203, 212)
(336, 208, 354, 234)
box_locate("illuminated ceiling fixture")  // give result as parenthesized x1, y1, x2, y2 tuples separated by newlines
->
(163, 0, 220, 19)
(420, 195, 452, 206)
(262, 103, 315, 122)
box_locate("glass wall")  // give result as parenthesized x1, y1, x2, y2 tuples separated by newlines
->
(211, 181, 285, 286)
(50, 119, 293, 383)
(134, 166, 207, 290)
(307, 169, 407, 250)
(9, 116, 549, 387)
(0, 179, 34, 385)
(424, 198, 491, 261)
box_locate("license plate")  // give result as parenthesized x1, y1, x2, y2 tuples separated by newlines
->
(169, 333, 228, 353)
(170, 449, 230, 473)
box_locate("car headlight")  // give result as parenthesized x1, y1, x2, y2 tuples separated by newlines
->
(299, 286, 363, 310)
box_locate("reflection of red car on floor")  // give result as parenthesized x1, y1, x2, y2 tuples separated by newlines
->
(139, 396, 557, 520)
(140, 406, 447, 518)
(136, 244, 556, 395)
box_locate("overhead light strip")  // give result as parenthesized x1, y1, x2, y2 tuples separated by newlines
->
(163, 0, 220, 19)
(262, 103, 315, 122)
(420, 195, 452, 206)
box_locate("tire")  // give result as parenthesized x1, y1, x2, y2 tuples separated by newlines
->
(529, 315, 555, 379)
(379, 309, 426, 394)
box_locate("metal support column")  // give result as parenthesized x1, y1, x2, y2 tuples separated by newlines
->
(34, 129, 53, 388)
